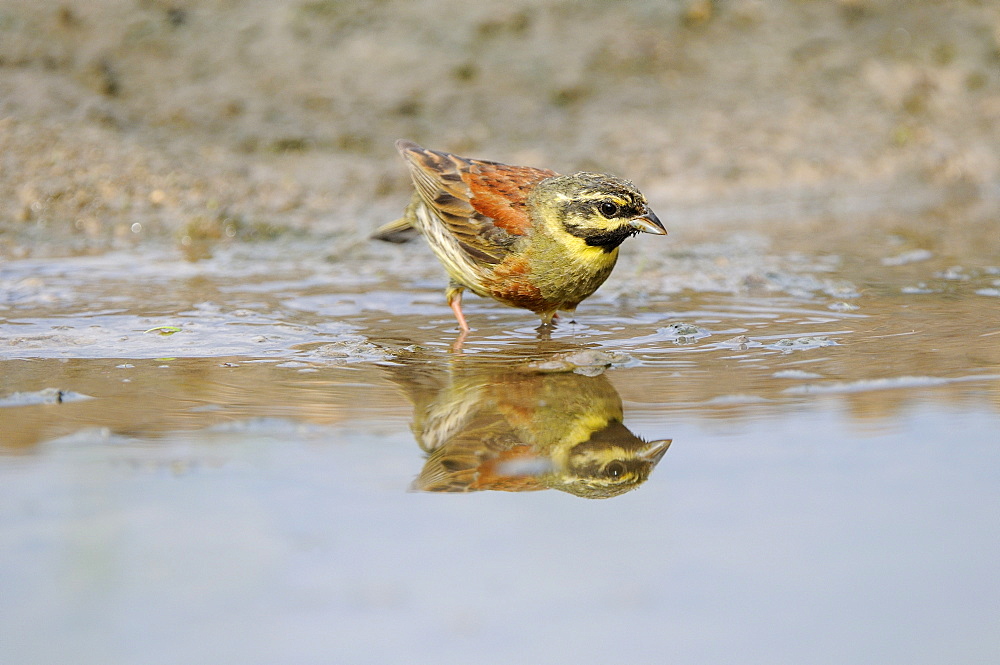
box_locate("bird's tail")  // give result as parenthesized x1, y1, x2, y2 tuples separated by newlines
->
(371, 216, 419, 243)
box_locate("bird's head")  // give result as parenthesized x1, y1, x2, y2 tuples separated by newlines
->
(530, 172, 666, 253)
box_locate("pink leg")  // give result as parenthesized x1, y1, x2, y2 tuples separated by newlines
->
(447, 288, 470, 333)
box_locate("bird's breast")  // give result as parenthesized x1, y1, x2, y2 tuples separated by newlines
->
(475, 229, 621, 313)
(484, 254, 552, 312)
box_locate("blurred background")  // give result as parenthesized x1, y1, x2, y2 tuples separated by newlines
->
(1, 0, 998, 252)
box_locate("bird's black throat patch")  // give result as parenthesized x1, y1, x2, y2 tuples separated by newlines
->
(562, 222, 638, 252)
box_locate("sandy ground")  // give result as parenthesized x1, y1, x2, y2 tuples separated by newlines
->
(1, 0, 998, 258)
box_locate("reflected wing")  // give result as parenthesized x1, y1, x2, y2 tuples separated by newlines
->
(411, 401, 553, 493)
(414, 440, 549, 493)
(415, 382, 487, 453)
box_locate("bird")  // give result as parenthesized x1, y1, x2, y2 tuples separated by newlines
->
(374, 140, 667, 333)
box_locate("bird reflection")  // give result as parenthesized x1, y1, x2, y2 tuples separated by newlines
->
(387, 356, 670, 498)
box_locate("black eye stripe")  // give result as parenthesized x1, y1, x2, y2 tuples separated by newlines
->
(599, 200, 642, 219)
(565, 198, 639, 218)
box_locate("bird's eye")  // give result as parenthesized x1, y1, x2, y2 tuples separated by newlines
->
(599, 201, 620, 218)
(605, 461, 626, 479)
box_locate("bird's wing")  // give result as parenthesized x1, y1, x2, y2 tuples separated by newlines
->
(396, 140, 557, 265)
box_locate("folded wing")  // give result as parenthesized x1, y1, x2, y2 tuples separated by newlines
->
(395, 140, 557, 265)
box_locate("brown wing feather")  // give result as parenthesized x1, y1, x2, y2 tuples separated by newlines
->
(396, 140, 557, 265)
(463, 162, 556, 236)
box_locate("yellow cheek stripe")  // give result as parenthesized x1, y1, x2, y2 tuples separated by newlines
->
(552, 232, 618, 264)
(572, 193, 632, 205)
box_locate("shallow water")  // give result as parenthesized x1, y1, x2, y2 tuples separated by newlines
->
(2, 224, 999, 664)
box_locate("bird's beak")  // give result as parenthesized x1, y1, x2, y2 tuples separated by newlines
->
(629, 209, 667, 235)
(639, 438, 672, 464)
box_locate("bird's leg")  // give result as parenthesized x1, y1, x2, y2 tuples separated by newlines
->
(536, 311, 558, 339)
(446, 284, 470, 333)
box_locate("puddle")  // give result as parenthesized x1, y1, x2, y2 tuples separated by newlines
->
(2, 222, 999, 664)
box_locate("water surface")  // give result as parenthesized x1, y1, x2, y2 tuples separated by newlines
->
(2, 223, 998, 664)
